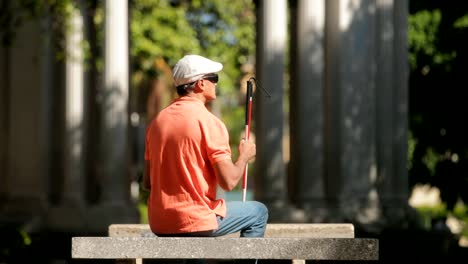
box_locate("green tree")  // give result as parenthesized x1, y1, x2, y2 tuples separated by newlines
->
(130, 0, 256, 145)
(130, 0, 201, 77)
(409, 0, 468, 211)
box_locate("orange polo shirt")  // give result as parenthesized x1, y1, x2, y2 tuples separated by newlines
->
(145, 96, 231, 234)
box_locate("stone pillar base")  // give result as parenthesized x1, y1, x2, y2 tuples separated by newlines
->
(0, 197, 47, 227)
(47, 203, 140, 234)
(266, 202, 309, 223)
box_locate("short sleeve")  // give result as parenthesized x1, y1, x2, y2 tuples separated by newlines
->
(201, 116, 231, 164)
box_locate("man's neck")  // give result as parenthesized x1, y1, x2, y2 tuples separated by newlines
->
(185, 92, 207, 104)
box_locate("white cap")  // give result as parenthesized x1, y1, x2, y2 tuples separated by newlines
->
(173, 55, 223, 87)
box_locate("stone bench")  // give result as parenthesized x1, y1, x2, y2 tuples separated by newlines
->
(71, 223, 379, 263)
(108, 223, 356, 238)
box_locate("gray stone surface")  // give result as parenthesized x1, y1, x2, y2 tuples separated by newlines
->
(72, 237, 378, 260)
(291, 0, 326, 213)
(108, 223, 355, 238)
(255, 0, 288, 207)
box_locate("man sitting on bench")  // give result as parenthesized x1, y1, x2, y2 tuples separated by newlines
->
(143, 54, 269, 241)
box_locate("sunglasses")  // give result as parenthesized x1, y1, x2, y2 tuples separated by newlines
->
(202, 74, 218, 84)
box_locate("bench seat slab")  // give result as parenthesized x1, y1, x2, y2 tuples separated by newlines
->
(72, 237, 378, 260)
(108, 224, 355, 238)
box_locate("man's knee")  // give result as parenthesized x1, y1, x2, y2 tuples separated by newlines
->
(248, 201, 268, 225)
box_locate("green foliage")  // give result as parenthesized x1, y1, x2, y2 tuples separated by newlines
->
(414, 203, 468, 238)
(415, 203, 448, 229)
(130, 0, 255, 93)
(130, 0, 256, 145)
(454, 14, 468, 29)
(408, 9, 455, 71)
(408, 1, 468, 212)
(408, 131, 417, 171)
(130, 0, 200, 77)
(421, 147, 439, 176)
(138, 202, 149, 224)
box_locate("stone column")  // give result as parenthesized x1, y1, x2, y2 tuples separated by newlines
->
(393, 0, 409, 210)
(255, 0, 288, 219)
(99, 0, 129, 205)
(290, 0, 327, 220)
(323, 0, 342, 219)
(90, 0, 138, 231)
(63, 4, 86, 206)
(322, 0, 409, 230)
(329, 0, 379, 223)
(376, 0, 409, 225)
(2, 18, 48, 215)
(47, 4, 88, 231)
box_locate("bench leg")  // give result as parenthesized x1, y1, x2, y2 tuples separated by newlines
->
(292, 260, 305, 264)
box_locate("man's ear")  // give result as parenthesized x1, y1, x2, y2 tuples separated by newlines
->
(194, 80, 205, 92)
